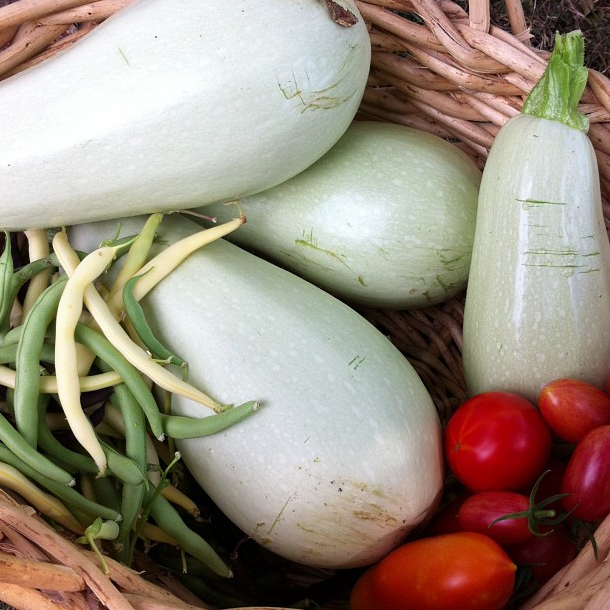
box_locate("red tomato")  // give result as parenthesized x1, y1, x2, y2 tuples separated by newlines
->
(505, 525, 578, 587)
(457, 491, 533, 545)
(349, 532, 517, 610)
(561, 425, 610, 522)
(424, 489, 471, 536)
(538, 378, 610, 443)
(444, 392, 552, 492)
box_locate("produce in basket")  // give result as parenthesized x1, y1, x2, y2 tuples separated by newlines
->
(200, 120, 481, 309)
(0, 0, 371, 231)
(68, 212, 445, 570)
(462, 31, 610, 402)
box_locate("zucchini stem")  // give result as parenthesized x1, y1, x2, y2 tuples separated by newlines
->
(522, 30, 589, 132)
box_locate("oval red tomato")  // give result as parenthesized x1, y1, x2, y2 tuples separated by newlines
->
(457, 491, 534, 545)
(561, 424, 610, 522)
(349, 532, 516, 610)
(505, 525, 578, 587)
(538, 378, 610, 443)
(444, 392, 552, 492)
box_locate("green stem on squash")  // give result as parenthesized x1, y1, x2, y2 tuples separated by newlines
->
(522, 30, 589, 132)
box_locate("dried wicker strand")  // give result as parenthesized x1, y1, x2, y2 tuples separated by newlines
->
(455, 22, 547, 82)
(0, 20, 68, 76)
(0, 0, 88, 29)
(588, 69, 610, 116)
(401, 42, 523, 94)
(371, 50, 458, 91)
(0, 503, 136, 610)
(80, 549, 208, 609)
(355, 0, 446, 52)
(37, 0, 133, 25)
(409, 0, 506, 73)
(0, 582, 70, 610)
(0, 548, 85, 591)
(503, 0, 531, 43)
(466, 0, 489, 33)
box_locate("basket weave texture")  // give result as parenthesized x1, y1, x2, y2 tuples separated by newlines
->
(0, 0, 609, 609)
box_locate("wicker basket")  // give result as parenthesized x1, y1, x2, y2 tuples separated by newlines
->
(0, 0, 609, 609)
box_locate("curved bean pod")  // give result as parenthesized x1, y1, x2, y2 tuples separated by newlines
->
(144, 486, 231, 578)
(21, 229, 52, 318)
(0, 365, 122, 393)
(14, 277, 67, 446)
(74, 323, 165, 441)
(0, 460, 84, 533)
(160, 400, 261, 439)
(122, 269, 186, 370)
(53, 238, 120, 475)
(0, 445, 120, 523)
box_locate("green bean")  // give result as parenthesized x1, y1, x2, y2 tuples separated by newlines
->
(91, 475, 122, 515)
(0, 231, 15, 333)
(74, 324, 165, 441)
(161, 400, 261, 439)
(106, 212, 164, 317)
(122, 269, 187, 370)
(143, 485, 231, 577)
(0, 341, 55, 365)
(0, 406, 75, 486)
(117, 480, 146, 556)
(14, 277, 67, 446)
(103, 386, 147, 473)
(0, 444, 120, 523)
(101, 393, 149, 556)
(36, 395, 99, 475)
(101, 441, 147, 486)
(12, 254, 59, 291)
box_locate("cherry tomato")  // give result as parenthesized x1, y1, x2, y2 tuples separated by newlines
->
(538, 378, 610, 443)
(561, 425, 610, 522)
(444, 392, 552, 492)
(424, 489, 471, 536)
(457, 491, 534, 545)
(505, 525, 578, 587)
(349, 532, 516, 610)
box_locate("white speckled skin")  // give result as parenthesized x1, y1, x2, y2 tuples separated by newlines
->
(1, 0, 370, 231)
(69, 214, 444, 569)
(463, 114, 610, 402)
(199, 121, 481, 309)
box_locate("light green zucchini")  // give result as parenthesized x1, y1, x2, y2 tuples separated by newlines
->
(462, 32, 610, 401)
(68, 213, 444, 569)
(1, 0, 370, 231)
(200, 121, 481, 309)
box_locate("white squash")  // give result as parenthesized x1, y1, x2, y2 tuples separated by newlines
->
(200, 121, 481, 309)
(462, 32, 610, 402)
(68, 213, 444, 569)
(1, 0, 370, 231)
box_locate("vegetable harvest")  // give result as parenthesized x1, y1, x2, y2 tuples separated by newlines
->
(68, 213, 445, 569)
(0, 0, 371, 231)
(462, 31, 610, 402)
